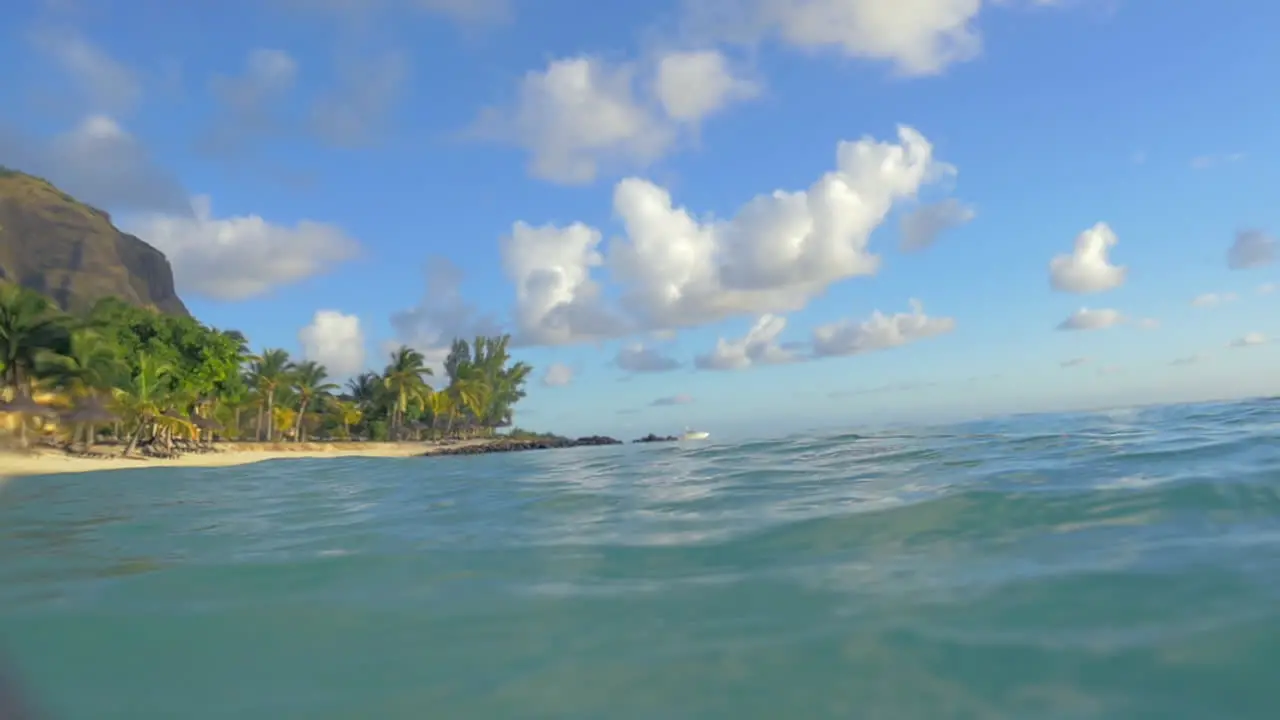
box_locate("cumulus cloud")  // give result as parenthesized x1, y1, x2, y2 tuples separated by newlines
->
(298, 310, 366, 377)
(390, 256, 506, 356)
(654, 50, 760, 122)
(0, 115, 189, 214)
(500, 221, 626, 345)
(677, 0, 1075, 77)
(1056, 307, 1123, 331)
(1259, 282, 1276, 295)
(1230, 332, 1266, 348)
(1227, 230, 1275, 270)
(695, 314, 795, 369)
(508, 125, 945, 344)
(126, 196, 360, 300)
(541, 363, 574, 387)
(898, 198, 975, 251)
(474, 50, 757, 184)
(202, 49, 299, 153)
(30, 27, 141, 115)
(616, 344, 682, 372)
(1191, 292, 1238, 307)
(811, 299, 955, 356)
(1049, 222, 1126, 293)
(651, 394, 694, 406)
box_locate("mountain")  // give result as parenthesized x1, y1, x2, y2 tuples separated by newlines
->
(0, 167, 189, 316)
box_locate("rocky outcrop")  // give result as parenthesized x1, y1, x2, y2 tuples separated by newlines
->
(0, 168, 189, 315)
(423, 435, 623, 457)
(632, 433, 677, 443)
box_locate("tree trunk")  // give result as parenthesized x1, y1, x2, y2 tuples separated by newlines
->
(122, 421, 147, 457)
(296, 406, 307, 443)
(266, 391, 276, 442)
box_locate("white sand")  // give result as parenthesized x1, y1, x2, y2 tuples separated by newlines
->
(0, 439, 500, 481)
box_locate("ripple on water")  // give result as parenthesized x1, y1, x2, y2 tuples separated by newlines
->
(1, 398, 1280, 719)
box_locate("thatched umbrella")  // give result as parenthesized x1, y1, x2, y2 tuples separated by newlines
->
(189, 414, 222, 447)
(59, 396, 119, 451)
(0, 392, 57, 447)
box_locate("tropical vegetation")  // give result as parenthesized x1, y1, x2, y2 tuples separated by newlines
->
(0, 283, 534, 454)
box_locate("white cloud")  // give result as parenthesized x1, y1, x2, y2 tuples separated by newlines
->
(811, 299, 955, 356)
(611, 126, 947, 330)
(127, 195, 360, 301)
(1191, 292, 1238, 307)
(0, 115, 189, 214)
(1227, 230, 1275, 270)
(475, 51, 757, 184)
(898, 198, 974, 251)
(1056, 307, 1122, 331)
(390, 256, 506, 357)
(541, 363, 574, 387)
(1171, 353, 1206, 366)
(1049, 222, 1126, 293)
(500, 221, 625, 345)
(616, 344, 682, 372)
(654, 50, 760, 122)
(31, 28, 141, 115)
(651, 393, 694, 406)
(695, 314, 795, 369)
(1060, 356, 1089, 368)
(1230, 332, 1266, 348)
(1097, 364, 1124, 376)
(498, 126, 950, 345)
(298, 310, 366, 378)
(1259, 282, 1276, 295)
(679, 0, 1080, 77)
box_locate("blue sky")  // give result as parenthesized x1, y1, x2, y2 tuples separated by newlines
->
(1, 0, 1277, 438)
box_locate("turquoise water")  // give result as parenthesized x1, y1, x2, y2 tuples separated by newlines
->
(2, 399, 1280, 719)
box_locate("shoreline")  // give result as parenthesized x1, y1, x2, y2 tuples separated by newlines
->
(0, 438, 507, 480)
(0, 433, 685, 481)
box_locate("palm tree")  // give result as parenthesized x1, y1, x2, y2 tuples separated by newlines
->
(115, 353, 192, 456)
(332, 400, 363, 439)
(291, 361, 338, 442)
(245, 348, 292, 442)
(38, 329, 125, 398)
(37, 330, 126, 447)
(346, 372, 381, 408)
(382, 346, 433, 440)
(0, 284, 71, 395)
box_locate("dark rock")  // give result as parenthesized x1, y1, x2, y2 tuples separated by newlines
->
(0, 168, 189, 315)
(632, 433, 677, 443)
(573, 435, 623, 446)
(421, 435, 622, 457)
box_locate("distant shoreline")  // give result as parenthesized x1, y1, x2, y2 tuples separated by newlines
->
(0, 438, 505, 480)
(0, 434, 680, 481)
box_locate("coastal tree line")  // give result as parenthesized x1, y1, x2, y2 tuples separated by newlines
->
(0, 284, 534, 453)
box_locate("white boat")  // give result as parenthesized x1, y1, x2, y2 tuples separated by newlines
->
(680, 429, 710, 441)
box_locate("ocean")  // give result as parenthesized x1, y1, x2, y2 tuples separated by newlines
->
(2, 398, 1279, 719)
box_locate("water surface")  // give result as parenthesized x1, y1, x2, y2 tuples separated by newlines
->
(2, 399, 1279, 718)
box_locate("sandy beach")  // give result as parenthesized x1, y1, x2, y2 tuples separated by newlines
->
(0, 438, 504, 480)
